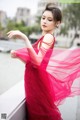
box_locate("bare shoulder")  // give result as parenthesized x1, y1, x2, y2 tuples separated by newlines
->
(43, 34, 54, 43)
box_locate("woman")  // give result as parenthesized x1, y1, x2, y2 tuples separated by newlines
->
(7, 4, 80, 120)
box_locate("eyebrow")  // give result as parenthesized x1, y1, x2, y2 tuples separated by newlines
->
(42, 15, 53, 19)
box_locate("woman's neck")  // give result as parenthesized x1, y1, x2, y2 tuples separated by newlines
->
(42, 30, 54, 36)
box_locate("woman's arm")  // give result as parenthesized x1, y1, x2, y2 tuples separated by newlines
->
(7, 30, 54, 65)
(10, 50, 26, 64)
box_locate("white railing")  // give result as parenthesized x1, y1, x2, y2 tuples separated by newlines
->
(0, 80, 28, 120)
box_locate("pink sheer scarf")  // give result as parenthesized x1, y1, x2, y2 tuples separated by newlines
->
(15, 36, 80, 106)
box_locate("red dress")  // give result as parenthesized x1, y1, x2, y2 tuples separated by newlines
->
(15, 36, 80, 120)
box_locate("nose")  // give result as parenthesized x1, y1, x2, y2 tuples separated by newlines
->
(43, 19, 47, 24)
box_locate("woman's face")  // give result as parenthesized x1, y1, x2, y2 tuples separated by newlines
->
(41, 10, 56, 33)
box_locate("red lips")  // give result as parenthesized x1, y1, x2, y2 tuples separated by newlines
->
(42, 25, 47, 27)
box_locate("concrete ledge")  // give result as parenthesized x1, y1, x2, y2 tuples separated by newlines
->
(7, 99, 28, 120)
(0, 80, 28, 120)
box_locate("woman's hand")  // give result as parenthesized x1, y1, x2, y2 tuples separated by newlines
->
(10, 50, 17, 58)
(7, 30, 32, 48)
(7, 30, 27, 41)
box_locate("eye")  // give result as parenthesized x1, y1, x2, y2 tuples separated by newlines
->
(48, 19, 53, 21)
(42, 17, 45, 20)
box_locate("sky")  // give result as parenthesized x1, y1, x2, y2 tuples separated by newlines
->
(0, 0, 40, 18)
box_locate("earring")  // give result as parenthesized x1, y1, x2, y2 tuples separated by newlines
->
(56, 25, 59, 28)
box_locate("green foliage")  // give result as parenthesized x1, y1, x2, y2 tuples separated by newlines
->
(31, 25, 41, 33)
(60, 26, 68, 36)
(0, 23, 4, 31)
(62, 3, 80, 34)
(6, 19, 41, 35)
(59, 0, 80, 3)
(6, 20, 16, 31)
(1, 15, 42, 38)
(36, 16, 41, 24)
(61, 3, 80, 47)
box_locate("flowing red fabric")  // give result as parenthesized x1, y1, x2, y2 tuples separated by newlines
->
(14, 36, 80, 120)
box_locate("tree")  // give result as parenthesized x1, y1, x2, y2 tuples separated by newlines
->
(0, 23, 3, 31)
(62, 3, 80, 36)
(61, 3, 80, 47)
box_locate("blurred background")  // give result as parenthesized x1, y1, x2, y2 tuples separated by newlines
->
(0, 0, 80, 120)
